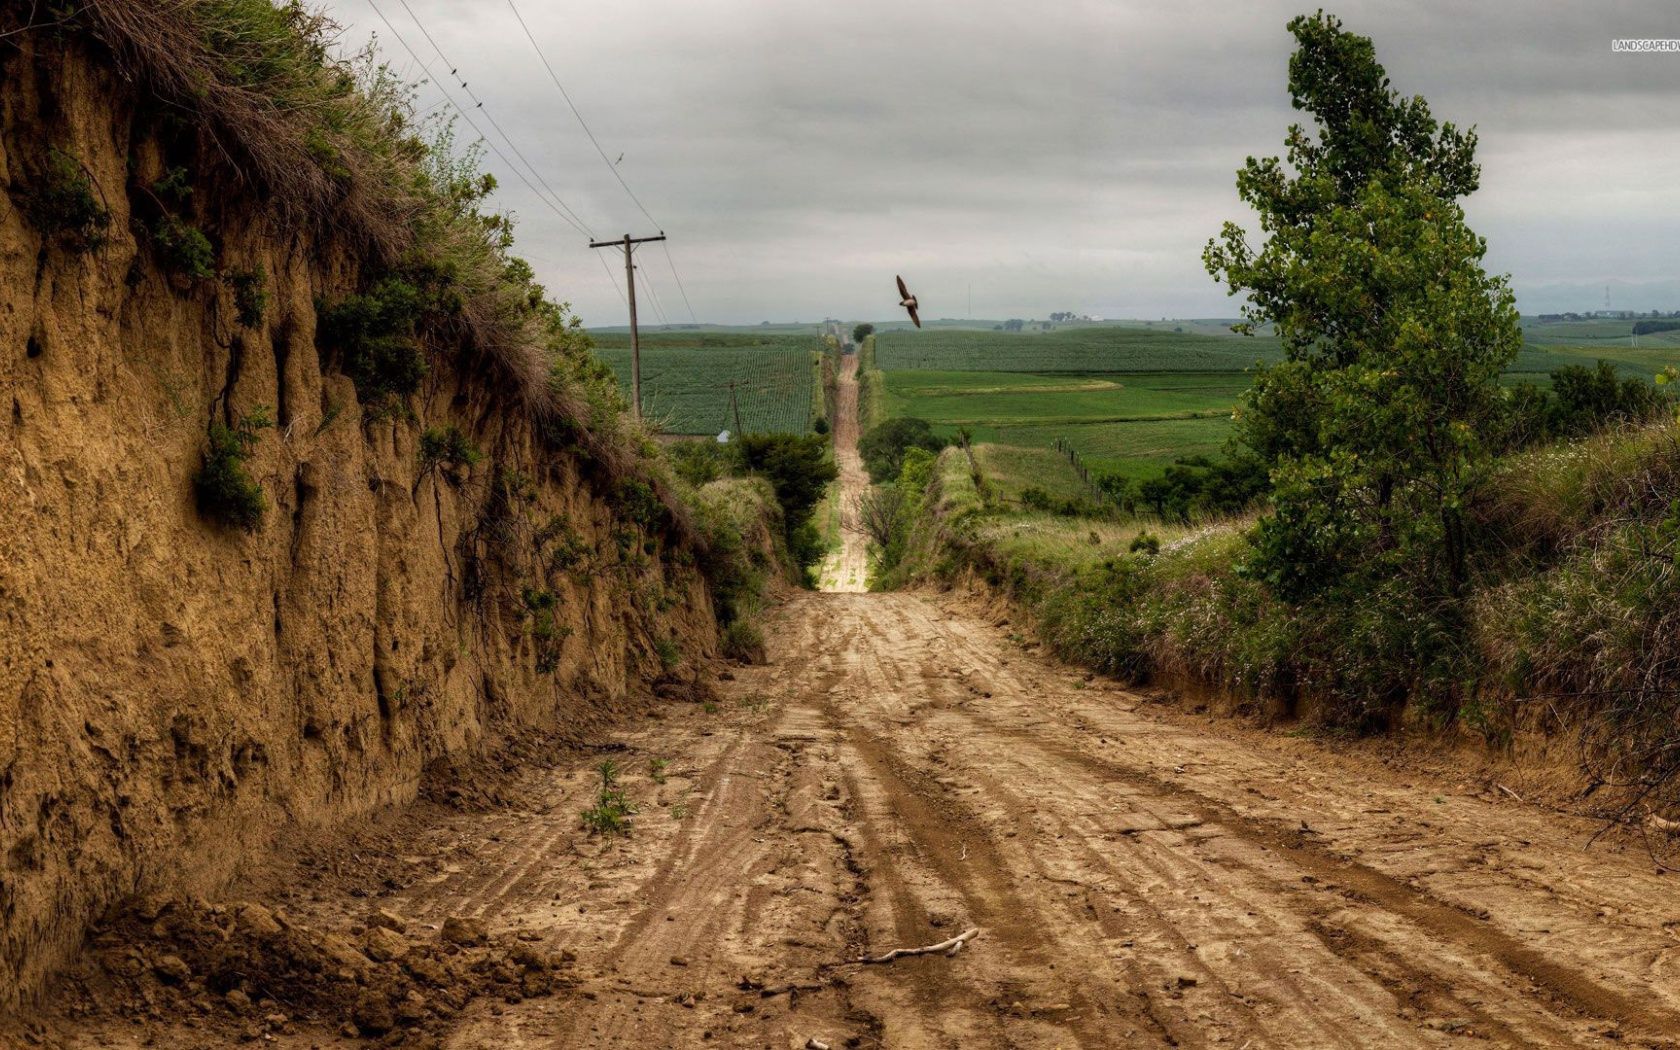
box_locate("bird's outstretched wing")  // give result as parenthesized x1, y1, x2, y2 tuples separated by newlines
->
(896, 274, 910, 300)
(908, 304, 921, 329)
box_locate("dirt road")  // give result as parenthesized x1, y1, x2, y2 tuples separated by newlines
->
(818, 350, 869, 593)
(45, 349, 1680, 1049)
(90, 590, 1673, 1050)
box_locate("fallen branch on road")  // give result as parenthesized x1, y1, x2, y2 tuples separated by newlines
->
(857, 927, 980, 964)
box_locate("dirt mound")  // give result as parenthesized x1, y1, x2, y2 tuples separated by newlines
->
(59, 896, 574, 1045)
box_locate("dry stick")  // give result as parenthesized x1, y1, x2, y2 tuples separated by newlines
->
(857, 927, 980, 964)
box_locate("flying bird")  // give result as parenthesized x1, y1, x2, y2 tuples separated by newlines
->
(896, 275, 921, 329)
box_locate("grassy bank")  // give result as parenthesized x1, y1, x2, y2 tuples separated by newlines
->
(881, 423, 1680, 810)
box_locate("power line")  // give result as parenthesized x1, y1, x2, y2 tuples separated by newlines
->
(364, 0, 593, 239)
(594, 251, 628, 307)
(504, 0, 706, 325)
(506, 0, 661, 230)
(385, 0, 596, 240)
(660, 241, 699, 325)
(636, 265, 669, 327)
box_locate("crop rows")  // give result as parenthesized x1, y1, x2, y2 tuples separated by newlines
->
(590, 331, 822, 435)
(876, 325, 1283, 374)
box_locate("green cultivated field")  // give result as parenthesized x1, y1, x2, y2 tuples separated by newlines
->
(873, 318, 1674, 482)
(591, 330, 823, 435)
(875, 325, 1282, 373)
(588, 319, 1673, 472)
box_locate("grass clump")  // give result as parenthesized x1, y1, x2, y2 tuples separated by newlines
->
(194, 406, 272, 530)
(653, 637, 681, 672)
(19, 150, 110, 251)
(581, 760, 636, 836)
(721, 619, 766, 664)
(228, 267, 268, 327)
(419, 424, 482, 472)
(150, 215, 215, 279)
(315, 277, 428, 407)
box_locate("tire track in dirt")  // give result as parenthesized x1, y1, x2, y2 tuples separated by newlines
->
(808, 589, 1680, 1047)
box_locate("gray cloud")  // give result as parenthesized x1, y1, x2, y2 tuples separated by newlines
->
(330, 0, 1680, 324)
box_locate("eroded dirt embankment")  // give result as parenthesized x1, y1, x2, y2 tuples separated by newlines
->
(0, 35, 716, 1009)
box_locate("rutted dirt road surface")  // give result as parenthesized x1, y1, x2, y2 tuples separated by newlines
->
(818, 350, 869, 594)
(40, 357, 1680, 1048)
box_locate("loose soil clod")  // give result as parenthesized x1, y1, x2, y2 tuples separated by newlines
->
(60, 897, 573, 1044)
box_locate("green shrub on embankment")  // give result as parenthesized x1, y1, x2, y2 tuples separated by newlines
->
(889, 424, 1680, 807)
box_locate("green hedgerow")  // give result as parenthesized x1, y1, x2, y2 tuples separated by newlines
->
(21, 150, 110, 251)
(151, 215, 215, 279)
(194, 407, 272, 530)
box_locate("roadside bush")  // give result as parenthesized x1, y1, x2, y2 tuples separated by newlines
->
(859, 417, 946, 483)
(19, 150, 109, 250)
(194, 407, 272, 530)
(721, 619, 766, 664)
(1120, 455, 1268, 523)
(668, 440, 738, 486)
(1499, 362, 1668, 447)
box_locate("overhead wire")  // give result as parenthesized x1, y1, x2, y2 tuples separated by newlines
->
(364, 0, 595, 240)
(505, 0, 702, 323)
(505, 0, 661, 230)
(392, 0, 597, 239)
(635, 261, 670, 327)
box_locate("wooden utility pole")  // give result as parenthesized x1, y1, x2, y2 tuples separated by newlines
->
(589, 232, 666, 420)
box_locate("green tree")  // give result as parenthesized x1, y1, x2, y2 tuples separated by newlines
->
(1204, 11, 1520, 599)
(852, 323, 874, 343)
(736, 433, 838, 579)
(858, 417, 947, 483)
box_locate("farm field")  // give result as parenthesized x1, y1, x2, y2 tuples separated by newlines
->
(872, 319, 1675, 482)
(876, 324, 1283, 372)
(590, 330, 826, 435)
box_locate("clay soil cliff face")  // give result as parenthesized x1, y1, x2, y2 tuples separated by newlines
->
(0, 37, 716, 1009)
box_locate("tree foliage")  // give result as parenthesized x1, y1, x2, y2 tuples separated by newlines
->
(736, 433, 838, 579)
(1204, 11, 1520, 600)
(858, 417, 947, 484)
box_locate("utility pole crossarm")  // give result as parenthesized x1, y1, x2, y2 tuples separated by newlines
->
(588, 234, 667, 249)
(588, 233, 668, 421)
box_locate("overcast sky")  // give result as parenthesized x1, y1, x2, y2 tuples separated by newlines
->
(327, 0, 1680, 326)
